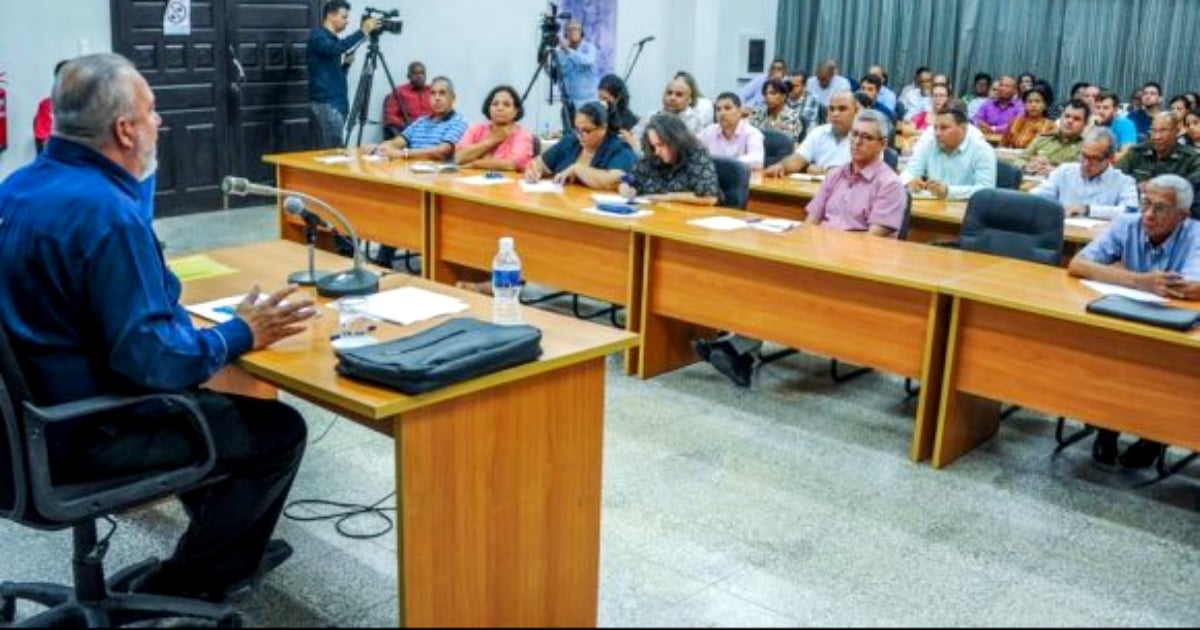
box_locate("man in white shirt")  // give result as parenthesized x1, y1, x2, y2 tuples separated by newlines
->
(634, 77, 705, 138)
(764, 91, 859, 176)
(901, 107, 997, 200)
(805, 59, 852, 107)
(1032, 127, 1139, 219)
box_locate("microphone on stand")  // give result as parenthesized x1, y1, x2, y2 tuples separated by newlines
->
(283, 196, 332, 287)
(634, 35, 656, 46)
(222, 176, 380, 298)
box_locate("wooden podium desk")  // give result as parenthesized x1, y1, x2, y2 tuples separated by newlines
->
(933, 259, 1200, 468)
(631, 207, 1004, 462)
(178, 241, 637, 627)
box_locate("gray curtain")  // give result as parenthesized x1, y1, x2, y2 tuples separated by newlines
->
(776, 0, 1200, 105)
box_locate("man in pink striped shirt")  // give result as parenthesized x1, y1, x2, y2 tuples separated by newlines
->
(805, 109, 907, 237)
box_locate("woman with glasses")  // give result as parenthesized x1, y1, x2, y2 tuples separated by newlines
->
(523, 101, 637, 189)
(618, 113, 721, 205)
(455, 85, 535, 171)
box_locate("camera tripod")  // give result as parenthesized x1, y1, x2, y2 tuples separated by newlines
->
(522, 44, 575, 132)
(343, 33, 403, 148)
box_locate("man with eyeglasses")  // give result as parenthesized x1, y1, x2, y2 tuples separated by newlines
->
(764, 91, 859, 177)
(1032, 127, 1138, 219)
(1116, 112, 1200, 217)
(1068, 174, 1200, 467)
(901, 106, 997, 200)
(695, 110, 905, 387)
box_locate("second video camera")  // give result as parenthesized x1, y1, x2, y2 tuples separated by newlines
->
(364, 7, 403, 36)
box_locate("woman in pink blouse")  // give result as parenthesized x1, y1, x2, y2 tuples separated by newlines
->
(455, 85, 535, 171)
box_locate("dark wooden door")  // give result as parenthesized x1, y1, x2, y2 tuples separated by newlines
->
(111, 0, 320, 216)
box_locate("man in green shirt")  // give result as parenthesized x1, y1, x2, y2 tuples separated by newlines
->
(1116, 111, 1200, 217)
(1016, 99, 1088, 176)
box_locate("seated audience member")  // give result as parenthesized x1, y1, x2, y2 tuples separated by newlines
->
(524, 101, 637, 189)
(974, 75, 1024, 141)
(1017, 72, 1036, 95)
(1051, 82, 1089, 120)
(634, 77, 706, 139)
(748, 78, 804, 141)
(899, 67, 934, 121)
(1068, 174, 1200, 467)
(382, 61, 434, 139)
(1002, 84, 1057, 149)
(455, 85, 535, 171)
(858, 74, 895, 121)
(33, 60, 68, 153)
(0, 53, 314, 599)
(902, 106, 997, 200)
(1181, 109, 1200, 148)
(1168, 94, 1191, 131)
(694, 109, 907, 387)
(675, 71, 714, 127)
(1116, 112, 1200, 215)
(1031, 127, 1139, 219)
(1015, 99, 1089, 176)
(866, 64, 897, 110)
(962, 72, 993, 119)
(739, 58, 789, 109)
(1128, 81, 1162, 138)
(764, 91, 859, 176)
(786, 71, 825, 133)
(598, 73, 640, 147)
(1091, 89, 1139, 156)
(897, 84, 951, 153)
(618, 114, 721, 206)
(367, 76, 467, 161)
(806, 59, 853, 107)
(699, 92, 765, 170)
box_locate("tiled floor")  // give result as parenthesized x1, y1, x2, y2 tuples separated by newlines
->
(3, 205, 1198, 627)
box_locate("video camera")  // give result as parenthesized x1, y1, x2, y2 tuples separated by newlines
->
(363, 6, 403, 37)
(537, 2, 572, 61)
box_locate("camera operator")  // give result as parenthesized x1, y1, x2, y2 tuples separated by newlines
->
(552, 19, 598, 132)
(307, 0, 379, 148)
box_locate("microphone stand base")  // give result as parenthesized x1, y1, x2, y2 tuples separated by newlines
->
(316, 268, 380, 298)
(288, 269, 332, 286)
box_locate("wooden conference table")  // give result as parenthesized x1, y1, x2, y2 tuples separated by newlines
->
(179, 241, 637, 627)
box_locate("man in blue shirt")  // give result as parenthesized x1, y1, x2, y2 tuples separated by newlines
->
(553, 20, 599, 132)
(307, 1, 378, 148)
(1069, 174, 1200, 468)
(0, 54, 317, 600)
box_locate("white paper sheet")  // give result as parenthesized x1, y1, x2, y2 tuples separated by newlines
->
(331, 287, 470, 326)
(581, 206, 654, 219)
(519, 180, 565, 194)
(688, 216, 749, 231)
(187, 294, 309, 324)
(910, 190, 938, 200)
(749, 218, 801, 233)
(1080, 280, 1168, 304)
(788, 173, 825, 183)
(1065, 218, 1107, 230)
(458, 174, 512, 186)
(314, 155, 353, 165)
(591, 193, 650, 205)
(409, 161, 459, 174)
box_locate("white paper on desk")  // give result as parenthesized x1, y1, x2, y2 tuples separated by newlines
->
(591, 193, 650, 205)
(409, 161, 458, 174)
(581, 206, 654, 219)
(910, 190, 938, 200)
(458, 174, 512, 186)
(688, 216, 749, 231)
(518, 180, 564, 194)
(347, 287, 471, 326)
(1080, 280, 1168, 304)
(187, 294, 307, 324)
(1065, 218, 1107, 230)
(750, 218, 800, 233)
(360, 154, 386, 163)
(314, 155, 353, 165)
(788, 173, 825, 182)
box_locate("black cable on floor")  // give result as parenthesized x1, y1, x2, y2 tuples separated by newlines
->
(283, 492, 396, 540)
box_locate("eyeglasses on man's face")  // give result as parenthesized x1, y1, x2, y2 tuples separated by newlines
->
(849, 130, 883, 143)
(1140, 198, 1178, 216)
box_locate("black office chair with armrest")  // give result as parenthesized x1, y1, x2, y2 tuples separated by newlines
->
(0, 324, 241, 628)
(712, 156, 750, 210)
(883, 147, 900, 173)
(761, 130, 796, 169)
(951, 188, 1065, 265)
(996, 160, 1023, 190)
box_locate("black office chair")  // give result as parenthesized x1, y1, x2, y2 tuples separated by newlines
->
(0, 324, 241, 627)
(531, 135, 543, 158)
(712, 156, 750, 210)
(762, 130, 796, 169)
(952, 189, 1065, 265)
(996, 160, 1023, 190)
(883, 147, 899, 173)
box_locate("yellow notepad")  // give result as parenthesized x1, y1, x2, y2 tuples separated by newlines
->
(167, 255, 238, 282)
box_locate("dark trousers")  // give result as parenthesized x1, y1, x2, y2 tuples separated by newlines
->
(53, 390, 307, 595)
(310, 102, 347, 150)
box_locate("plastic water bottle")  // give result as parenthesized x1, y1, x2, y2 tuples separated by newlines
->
(491, 237, 523, 325)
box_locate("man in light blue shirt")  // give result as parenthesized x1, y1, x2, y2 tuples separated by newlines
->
(806, 59, 853, 107)
(554, 20, 599, 127)
(1033, 127, 1139, 219)
(738, 58, 788, 109)
(1068, 174, 1200, 468)
(866, 64, 897, 111)
(901, 107, 997, 200)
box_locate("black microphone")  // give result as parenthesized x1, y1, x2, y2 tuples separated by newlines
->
(284, 196, 327, 230)
(283, 196, 332, 287)
(635, 35, 655, 46)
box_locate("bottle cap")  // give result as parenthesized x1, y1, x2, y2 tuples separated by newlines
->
(499, 236, 514, 251)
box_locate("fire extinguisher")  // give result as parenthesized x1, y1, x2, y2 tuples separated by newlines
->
(0, 71, 8, 152)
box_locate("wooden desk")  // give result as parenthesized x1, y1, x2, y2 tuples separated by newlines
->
(932, 260, 1200, 468)
(178, 241, 637, 627)
(632, 208, 1004, 462)
(747, 174, 1105, 254)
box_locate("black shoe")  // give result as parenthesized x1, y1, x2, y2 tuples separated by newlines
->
(693, 338, 713, 362)
(1092, 430, 1118, 466)
(132, 539, 294, 603)
(707, 343, 754, 388)
(1119, 439, 1165, 470)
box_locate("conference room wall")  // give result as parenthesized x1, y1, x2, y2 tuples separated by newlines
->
(0, 2, 111, 180)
